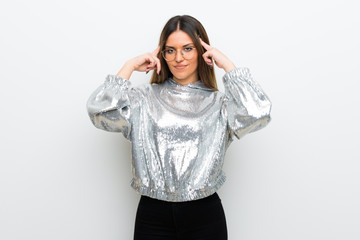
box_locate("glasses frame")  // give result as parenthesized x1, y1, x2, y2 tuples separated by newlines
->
(161, 46, 197, 62)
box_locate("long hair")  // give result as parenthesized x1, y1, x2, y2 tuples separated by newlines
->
(150, 15, 218, 91)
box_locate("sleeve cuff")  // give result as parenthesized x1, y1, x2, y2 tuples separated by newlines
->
(222, 67, 251, 83)
(104, 74, 131, 90)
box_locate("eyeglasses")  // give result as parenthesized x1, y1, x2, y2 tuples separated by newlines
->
(161, 46, 197, 61)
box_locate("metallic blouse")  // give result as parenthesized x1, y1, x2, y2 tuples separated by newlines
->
(87, 67, 272, 202)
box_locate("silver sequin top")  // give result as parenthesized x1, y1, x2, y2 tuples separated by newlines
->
(87, 67, 271, 202)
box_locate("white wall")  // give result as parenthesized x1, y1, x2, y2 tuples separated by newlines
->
(1, 0, 359, 239)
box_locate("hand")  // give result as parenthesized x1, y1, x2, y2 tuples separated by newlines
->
(117, 47, 161, 79)
(199, 38, 236, 72)
(130, 47, 161, 74)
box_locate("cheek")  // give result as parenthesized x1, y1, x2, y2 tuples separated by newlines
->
(191, 53, 199, 68)
(190, 58, 198, 70)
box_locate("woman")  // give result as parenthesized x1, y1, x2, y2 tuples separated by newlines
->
(87, 15, 271, 240)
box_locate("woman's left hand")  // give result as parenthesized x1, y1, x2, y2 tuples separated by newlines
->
(200, 38, 236, 72)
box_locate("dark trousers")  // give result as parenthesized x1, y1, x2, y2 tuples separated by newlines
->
(134, 192, 228, 240)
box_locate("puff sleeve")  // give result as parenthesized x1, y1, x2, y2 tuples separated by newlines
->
(86, 74, 141, 140)
(222, 67, 272, 140)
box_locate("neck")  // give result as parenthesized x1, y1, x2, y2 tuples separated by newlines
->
(172, 75, 198, 86)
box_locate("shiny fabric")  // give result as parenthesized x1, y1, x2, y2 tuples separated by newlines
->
(87, 67, 271, 202)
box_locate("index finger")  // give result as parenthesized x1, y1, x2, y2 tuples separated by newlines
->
(199, 38, 211, 50)
(153, 46, 160, 55)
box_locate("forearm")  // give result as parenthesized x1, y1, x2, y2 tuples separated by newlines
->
(223, 61, 236, 73)
(116, 60, 135, 80)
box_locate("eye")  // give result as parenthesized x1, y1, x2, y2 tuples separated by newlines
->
(183, 47, 194, 52)
(165, 49, 175, 54)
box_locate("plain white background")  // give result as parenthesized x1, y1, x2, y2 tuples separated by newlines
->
(1, 0, 359, 239)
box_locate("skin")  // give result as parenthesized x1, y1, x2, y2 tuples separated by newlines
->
(199, 38, 236, 73)
(116, 31, 236, 81)
(164, 30, 199, 85)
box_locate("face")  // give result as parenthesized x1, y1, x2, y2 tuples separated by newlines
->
(164, 30, 198, 85)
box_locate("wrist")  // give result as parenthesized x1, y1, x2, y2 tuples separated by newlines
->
(124, 59, 136, 72)
(116, 61, 135, 79)
(224, 62, 236, 72)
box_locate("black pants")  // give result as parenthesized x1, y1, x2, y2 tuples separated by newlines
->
(134, 192, 227, 240)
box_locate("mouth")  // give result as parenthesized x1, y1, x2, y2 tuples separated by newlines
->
(174, 64, 187, 70)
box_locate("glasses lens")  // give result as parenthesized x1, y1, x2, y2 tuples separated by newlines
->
(182, 47, 195, 60)
(162, 49, 175, 61)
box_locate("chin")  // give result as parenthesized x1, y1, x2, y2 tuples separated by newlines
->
(172, 73, 187, 80)
(170, 69, 198, 82)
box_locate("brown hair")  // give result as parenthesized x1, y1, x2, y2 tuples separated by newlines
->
(150, 15, 218, 91)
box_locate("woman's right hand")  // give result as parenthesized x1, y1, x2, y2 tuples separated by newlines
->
(116, 47, 161, 79)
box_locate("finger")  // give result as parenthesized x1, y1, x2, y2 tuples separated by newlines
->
(149, 59, 157, 67)
(147, 58, 161, 75)
(146, 66, 156, 72)
(145, 56, 161, 73)
(152, 46, 160, 56)
(204, 58, 213, 66)
(145, 55, 156, 66)
(145, 64, 157, 73)
(203, 57, 213, 66)
(154, 56, 161, 74)
(141, 55, 154, 73)
(202, 52, 213, 66)
(149, 50, 161, 74)
(199, 38, 211, 51)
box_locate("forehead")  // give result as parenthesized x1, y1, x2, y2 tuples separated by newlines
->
(166, 30, 194, 46)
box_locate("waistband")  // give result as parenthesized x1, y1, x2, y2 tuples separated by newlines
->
(139, 192, 221, 206)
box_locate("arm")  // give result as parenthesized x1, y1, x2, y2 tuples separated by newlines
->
(199, 39, 271, 139)
(86, 47, 161, 139)
(86, 75, 139, 140)
(223, 67, 271, 139)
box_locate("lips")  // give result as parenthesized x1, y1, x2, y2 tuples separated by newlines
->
(174, 64, 187, 70)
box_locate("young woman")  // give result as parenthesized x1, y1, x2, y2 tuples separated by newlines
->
(87, 15, 271, 240)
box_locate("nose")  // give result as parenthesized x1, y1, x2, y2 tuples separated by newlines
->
(175, 50, 184, 62)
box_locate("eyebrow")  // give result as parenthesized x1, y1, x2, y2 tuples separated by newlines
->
(165, 43, 194, 49)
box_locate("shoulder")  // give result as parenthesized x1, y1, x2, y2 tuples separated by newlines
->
(132, 82, 156, 92)
(130, 82, 164, 99)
